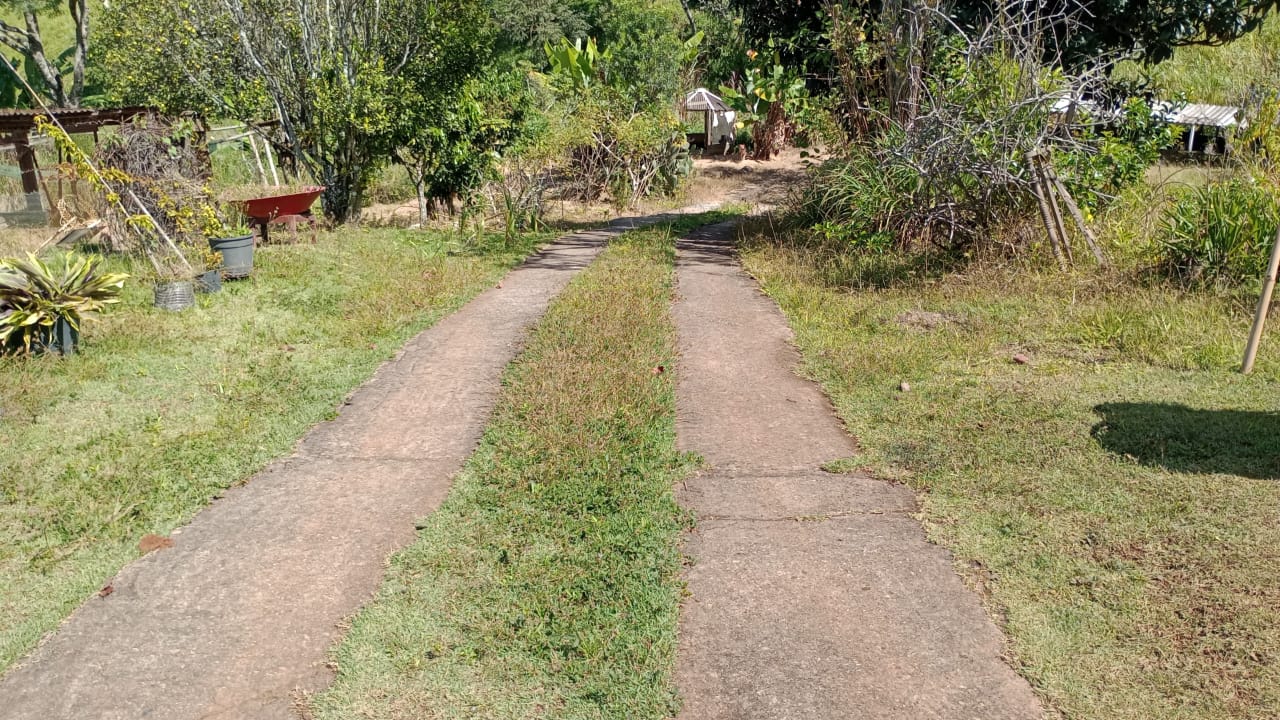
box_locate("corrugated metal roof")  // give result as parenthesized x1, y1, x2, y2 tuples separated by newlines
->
(1052, 98, 1244, 129)
(684, 88, 730, 113)
(1159, 102, 1241, 128)
(0, 106, 154, 137)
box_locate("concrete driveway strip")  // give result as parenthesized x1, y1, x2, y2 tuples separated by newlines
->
(672, 222, 1044, 719)
(0, 216, 679, 720)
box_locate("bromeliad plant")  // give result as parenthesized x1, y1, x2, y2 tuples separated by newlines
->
(0, 252, 129, 354)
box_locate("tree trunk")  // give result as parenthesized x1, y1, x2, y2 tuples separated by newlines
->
(0, 11, 71, 107)
(678, 0, 697, 33)
(320, 166, 358, 224)
(68, 0, 88, 105)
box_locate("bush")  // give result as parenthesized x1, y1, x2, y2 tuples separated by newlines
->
(789, 153, 918, 251)
(1056, 98, 1178, 213)
(1158, 176, 1280, 285)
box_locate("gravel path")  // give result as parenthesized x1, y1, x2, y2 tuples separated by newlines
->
(671, 221, 1045, 719)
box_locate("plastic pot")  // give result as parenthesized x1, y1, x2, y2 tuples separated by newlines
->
(196, 269, 222, 294)
(208, 234, 255, 279)
(37, 317, 79, 356)
(154, 280, 195, 312)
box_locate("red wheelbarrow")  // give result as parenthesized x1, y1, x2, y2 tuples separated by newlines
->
(237, 186, 325, 244)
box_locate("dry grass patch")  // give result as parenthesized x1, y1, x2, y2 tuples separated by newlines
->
(741, 232, 1280, 720)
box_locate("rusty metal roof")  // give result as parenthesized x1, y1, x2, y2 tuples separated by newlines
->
(0, 106, 155, 138)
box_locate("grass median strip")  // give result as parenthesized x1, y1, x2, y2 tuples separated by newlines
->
(740, 234, 1280, 720)
(310, 218, 722, 719)
(0, 228, 545, 673)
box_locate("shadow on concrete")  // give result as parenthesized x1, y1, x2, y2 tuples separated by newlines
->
(518, 236, 611, 271)
(677, 220, 749, 270)
(1092, 402, 1280, 479)
(525, 209, 731, 271)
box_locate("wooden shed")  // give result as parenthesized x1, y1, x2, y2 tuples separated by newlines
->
(0, 106, 152, 225)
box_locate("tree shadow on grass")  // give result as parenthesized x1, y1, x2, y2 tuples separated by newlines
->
(1092, 402, 1280, 479)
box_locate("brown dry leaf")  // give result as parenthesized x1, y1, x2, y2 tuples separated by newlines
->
(98, 584, 114, 598)
(139, 533, 174, 554)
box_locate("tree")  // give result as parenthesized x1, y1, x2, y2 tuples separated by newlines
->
(955, 0, 1280, 67)
(716, 0, 1280, 70)
(0, 0, 90, 106)
(394, 71, 535, 224)
(99, 0, 492, 222)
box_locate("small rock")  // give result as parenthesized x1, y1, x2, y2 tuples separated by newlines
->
(899, 382, 911, 392)
(1012, 353, 1031, 365)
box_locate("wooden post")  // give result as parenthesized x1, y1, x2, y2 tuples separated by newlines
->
(1242, 226, 1280, 373)
(263, 140, 280, 186)
(13, 135, 43, 213)
(247, 134, 267, 184)
(1044, 178, 1074, 264)
(1030, 171, 1066, 270)
(1049, 172, 1107, 266)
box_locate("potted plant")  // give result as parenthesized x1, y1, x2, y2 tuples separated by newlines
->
(208, 207, 255, 279)
(196, 249, 223, 293)
(0, 252, 128, 356)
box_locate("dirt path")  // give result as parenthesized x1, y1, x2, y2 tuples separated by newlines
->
(671, 222, 1045, 719)
(0, 212, 692, 720)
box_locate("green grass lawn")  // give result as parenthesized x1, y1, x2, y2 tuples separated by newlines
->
(309, 218, 720, 719)
(740, 234, 1280, 719)
(0, 227, 543, 673)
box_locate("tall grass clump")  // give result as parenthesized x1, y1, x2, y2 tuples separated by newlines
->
(1157, 175, 1280, 285)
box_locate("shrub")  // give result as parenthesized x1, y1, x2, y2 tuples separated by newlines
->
(1157, 176, 1280, 285)
(0, 253, 129, 354)
(1056, 98, 1178, 213)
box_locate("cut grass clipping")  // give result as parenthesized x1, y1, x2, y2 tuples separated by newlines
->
(741, 233, 1280, 720)
(0, 228, 543, 673)
(312, 223, 694, 719)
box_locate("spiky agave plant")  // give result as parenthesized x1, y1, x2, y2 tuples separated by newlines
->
(0, 252, 129, 354)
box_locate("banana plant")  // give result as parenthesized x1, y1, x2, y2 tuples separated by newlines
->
(543, 37, 610, 90)
(719, 55, 808, 128)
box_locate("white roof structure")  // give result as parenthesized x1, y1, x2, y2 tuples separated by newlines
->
(1154, 101, 1242, 128)
(684, 87, 731, 113)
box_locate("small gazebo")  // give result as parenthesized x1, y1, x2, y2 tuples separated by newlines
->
(683, 88, 736, 151)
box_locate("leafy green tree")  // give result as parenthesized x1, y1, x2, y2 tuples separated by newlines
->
(0, 0, 90, 106)
(489, 0, 592, 60)
(713, 0, 1280, 70)
(99, 0, 492, 222)
(394, 70, 536, 224)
